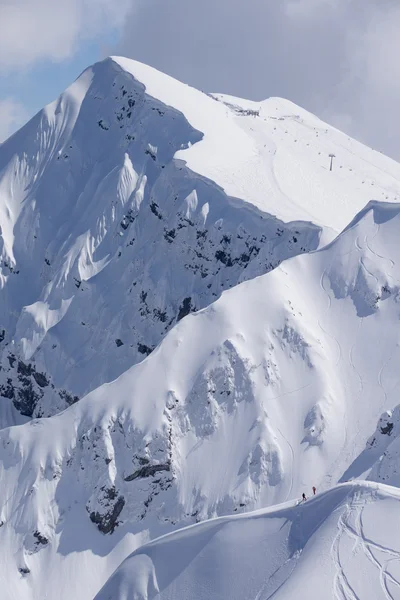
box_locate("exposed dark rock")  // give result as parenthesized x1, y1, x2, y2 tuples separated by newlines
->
(13, 368, 43, 416)
(120, 209, 135, 230)
(32, 371, 49, 388)
(115, 339, 124, 347)
(177, 297, 193, 322)
(19, 567, 30, 575)
(150, 202, 162, 219)
(164, 228, 176, 243)
(0, 378, 14, 399)
(18, 361, 34, 377)
(33, 530, 48, 546)
(137, 343, 153, 356)
(215, 249, 233, 267)
(145, 149, 157, 162)
(0, 329, 5, 343)
(124, 462, 170, 482)
(59, 389, 79, 406)
(2, 360, 54, 414)
(153, 309, 167, 323)
(381, 422, 394, 435)
(89, 489, 125, 534)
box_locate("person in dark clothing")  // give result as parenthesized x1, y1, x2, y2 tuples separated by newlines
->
(312, 486, 316, 495)
(302, 493, 307, 501)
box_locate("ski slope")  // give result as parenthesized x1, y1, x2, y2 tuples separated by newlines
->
(1, 56, 400, 599)
(1, 200, 400, 598)
(97, 482, 400, 600)
(1, 57, 400, 428)
(113, 56, 400, 233)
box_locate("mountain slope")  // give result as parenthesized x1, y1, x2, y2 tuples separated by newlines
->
(2, 57, 400, 425)
(0, 56, 323, 425)
(96, 482, 400, 600)
(1, 200, 400, 598)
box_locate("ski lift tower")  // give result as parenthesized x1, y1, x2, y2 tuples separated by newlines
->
(329, 153, 336, 171)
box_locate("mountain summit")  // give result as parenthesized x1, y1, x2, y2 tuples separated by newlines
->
(1, 56, 400, 425)
(1, 57, 400, 599)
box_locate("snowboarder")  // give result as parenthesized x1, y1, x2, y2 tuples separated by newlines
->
(302, 493, 306, 501)
(312, 486, 316, 495)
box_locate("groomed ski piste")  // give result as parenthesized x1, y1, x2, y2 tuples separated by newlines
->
(1, 57, 400, 599)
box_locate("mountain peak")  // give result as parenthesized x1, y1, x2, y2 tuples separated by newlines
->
(1, 55, 400, 599)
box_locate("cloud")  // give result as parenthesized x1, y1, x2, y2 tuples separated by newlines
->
(0, 98, 28, 142)
(334, 3, 400, 154)
(116, 0, 400, 159)
(0, 0, 131, 71)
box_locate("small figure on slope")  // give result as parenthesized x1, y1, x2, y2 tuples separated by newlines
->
(312, 486, 316, 495)
(302, 493, 307, 501)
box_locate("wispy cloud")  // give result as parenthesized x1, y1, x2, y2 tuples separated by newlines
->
(0, 98, 28, 142)
(116, 0, 400, 159)
(1, 0, 399, 159)
(0, 0, 131, 71)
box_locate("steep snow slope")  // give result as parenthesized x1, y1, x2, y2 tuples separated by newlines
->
(97, 482, 400, 600)
(343, 404, 400, 488)
(1, 200, 400, 598)
(0, 57, 321, 422)
(212, 91, 400, 236)
(2, 57, 400, 424)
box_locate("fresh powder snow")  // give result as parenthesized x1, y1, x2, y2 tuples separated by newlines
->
(0, 57, 400, 599)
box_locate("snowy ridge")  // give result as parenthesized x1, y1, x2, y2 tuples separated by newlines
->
(1, 199, 400, 597)
(96, 481, 400, 600)
(1, 57, 400, 425)
(2, 56, 400, 599)
(0, 56, 324, 424)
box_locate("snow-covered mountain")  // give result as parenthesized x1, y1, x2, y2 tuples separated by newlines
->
(2, 197, 400, 598)
(96, 482, 400, 600)
(1, 56, 400, 425)
(2, 56, 400, 599)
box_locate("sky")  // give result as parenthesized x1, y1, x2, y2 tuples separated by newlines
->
(1, 0, 399, 159)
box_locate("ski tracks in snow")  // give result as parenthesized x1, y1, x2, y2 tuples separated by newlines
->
(318, 267, 342, 367)
(363, 223, 397, 411)
(365, 223, 395, 274)
(275, 424, 294, 503)
(332, 496, 400, 600)
(349, 319, 364, 398)
(332, 509, 361, 600)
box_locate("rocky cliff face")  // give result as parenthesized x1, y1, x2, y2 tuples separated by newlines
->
(2, 56, 400, 600)
(0, 58, 320, 421)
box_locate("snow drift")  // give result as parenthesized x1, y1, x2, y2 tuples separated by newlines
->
(96, 482, 400, 600)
